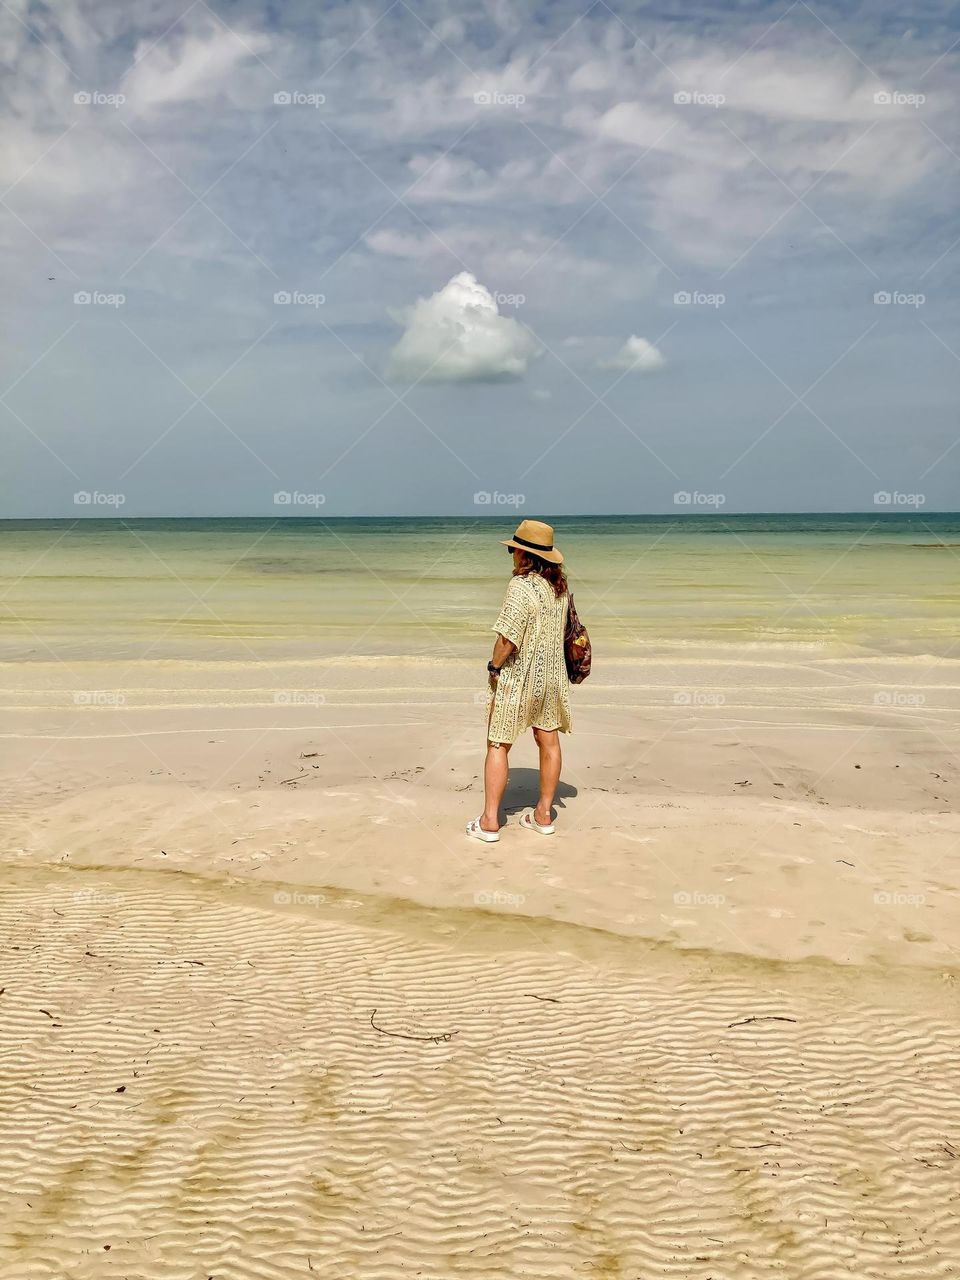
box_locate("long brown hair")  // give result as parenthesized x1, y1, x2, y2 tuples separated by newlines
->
(513, 549, 568, 598)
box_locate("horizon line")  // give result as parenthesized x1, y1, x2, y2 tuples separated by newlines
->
(1, 510, 958, 522)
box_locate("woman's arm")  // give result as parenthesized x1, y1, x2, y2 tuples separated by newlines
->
(489, 633, 516, 684)
(491, 633, 515, 667)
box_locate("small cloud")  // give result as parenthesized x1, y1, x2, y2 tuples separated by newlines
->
(123, 25, 270, 113)
(366, 229, 434, 260)
(600, 335, 666, 373)
(386, 271, 541, 383)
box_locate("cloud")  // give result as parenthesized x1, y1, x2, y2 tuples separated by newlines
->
(366, 229, 436, 260)
(122, 24, 272, 114)
(600, 336, 666, 373)
(561, 38, 944, 264)
(386, 272, 542, 383)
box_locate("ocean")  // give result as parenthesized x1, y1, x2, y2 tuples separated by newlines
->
(2, 514, 959, 666)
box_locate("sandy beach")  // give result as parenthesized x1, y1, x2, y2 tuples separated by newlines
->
(5, 0, 960, 1263)
(2, 517, 960, 1276)
(1, 514, 960, 1274)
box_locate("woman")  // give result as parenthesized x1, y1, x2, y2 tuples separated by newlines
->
(466, 519, 571, 843)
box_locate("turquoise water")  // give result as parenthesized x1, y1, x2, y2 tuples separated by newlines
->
(2, 514, 959, 661)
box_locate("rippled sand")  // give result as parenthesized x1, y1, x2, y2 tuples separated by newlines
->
(2, 865, 958, 1279)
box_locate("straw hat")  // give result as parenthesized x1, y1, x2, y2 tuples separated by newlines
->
(500, 518, 563, 565)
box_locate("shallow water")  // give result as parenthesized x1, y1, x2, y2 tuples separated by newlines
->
(2, 513, 959, 662)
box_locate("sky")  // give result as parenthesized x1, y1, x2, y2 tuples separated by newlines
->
(1, 0, 958, 517)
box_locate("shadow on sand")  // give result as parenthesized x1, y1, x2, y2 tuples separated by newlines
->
(501, 767, 578, 819)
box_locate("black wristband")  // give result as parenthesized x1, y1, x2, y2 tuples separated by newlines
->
(487, 661, 501, 675)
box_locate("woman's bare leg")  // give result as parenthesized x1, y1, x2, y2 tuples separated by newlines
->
(482, 741, 511, 832)
(532, 727, 561, 826)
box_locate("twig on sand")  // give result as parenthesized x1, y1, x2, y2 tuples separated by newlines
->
(370, 1009, 456, 1044)
(524, 993, 560, 1003)
(728, 1015, 797, 1029)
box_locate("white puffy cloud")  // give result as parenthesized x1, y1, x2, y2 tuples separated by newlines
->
(386, 272, 541, 383)
(600, 336, 666, 373)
